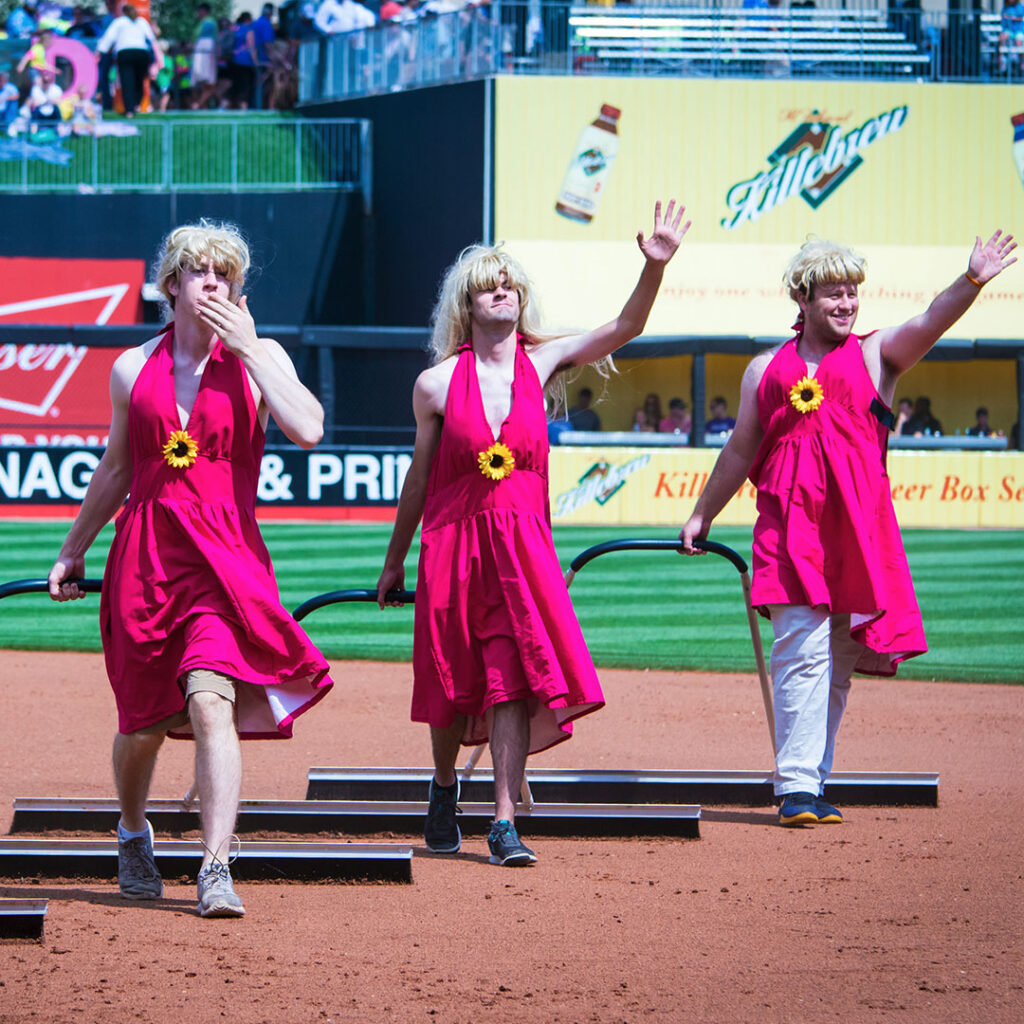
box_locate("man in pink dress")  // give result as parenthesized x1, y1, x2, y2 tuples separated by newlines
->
(681, 231, 1016, 827)
(48, 222, 332, 916)
(377, 201, 690, 865)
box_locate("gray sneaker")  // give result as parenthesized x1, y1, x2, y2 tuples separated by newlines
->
(197, 861, 246, 918)
(117, 820, 163, 900)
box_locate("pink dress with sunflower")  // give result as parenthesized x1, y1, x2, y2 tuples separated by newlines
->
(100, 325, 333, 737)
(411, 341, 604, 752)
(748, 332, 927, 675)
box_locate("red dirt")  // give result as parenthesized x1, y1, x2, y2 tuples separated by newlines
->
(1, 651, 1022, 1023)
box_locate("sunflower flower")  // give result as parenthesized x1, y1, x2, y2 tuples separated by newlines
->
(477, 441, 515, 481)
(162, 429, 199, 469)
(789, 375, 825, 415)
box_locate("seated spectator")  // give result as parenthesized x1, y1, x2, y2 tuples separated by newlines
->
(23, 66, 63, 130)
(67, 83, 100, 134)
(631, 408, 656, 433)
(66, 5, 100, 39)
(641, 392, 663, 432)
(0, 72, 21, 125)
(314, 0, 376, 35)
(659, 397, 691, 435)
(893, 395, 913, 434)
(705, 395, 736, 433)
(6, 2, 38, 39)
(966, 406, 995, 437)
(903, 395, 942, 436)
(1000, 0, 1024, 69)
(568, 386, 601, 431)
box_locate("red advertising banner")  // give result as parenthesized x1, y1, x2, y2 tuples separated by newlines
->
(0, 258, 145, 446)
(0, 258, 145, 326)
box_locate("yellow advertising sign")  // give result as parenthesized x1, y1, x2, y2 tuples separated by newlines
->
(549, 448, 1024, 529)
(495, 77, 1024, 338)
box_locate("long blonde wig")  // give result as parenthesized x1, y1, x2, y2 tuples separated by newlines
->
(155, 220, 250, 315)
(783, 237, 866, 302)
(429, 243, 611, 416)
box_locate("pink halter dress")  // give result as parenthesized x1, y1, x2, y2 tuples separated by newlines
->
(411, 340, 604, 753)
(100, 325, 333, 738)
(748, 332, 927, 675)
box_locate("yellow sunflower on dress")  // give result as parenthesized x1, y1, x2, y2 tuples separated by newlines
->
(477, 441, 515, 481)
(789, 375, 825, 415)
(162, 429, 199, 469)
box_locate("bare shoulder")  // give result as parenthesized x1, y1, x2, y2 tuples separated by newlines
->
(111, 336, 161, 394)
(742, 345, 779, 390)
(415, 357, 458, 415)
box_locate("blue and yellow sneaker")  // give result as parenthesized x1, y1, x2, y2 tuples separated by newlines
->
(814, 795, 843, 824)
(778, 792, 819, 827)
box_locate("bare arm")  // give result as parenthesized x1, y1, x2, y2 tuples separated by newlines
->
(375, 370, 446, 607)
(529, 200, 690, 384)
(199, 292, 325, 449)
(679, 351, 770, 552)
(874, 231, 1017, 387)
(48, 354, 137, 600)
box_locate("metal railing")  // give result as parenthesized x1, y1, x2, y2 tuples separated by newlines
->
(298, 1, 1016, 103)
(0, 117, 372, 199)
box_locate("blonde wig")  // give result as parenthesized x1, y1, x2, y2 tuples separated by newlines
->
(783, 237, 866, 303)
(429, 243, 612, 416)
(155, 220, 250, 314)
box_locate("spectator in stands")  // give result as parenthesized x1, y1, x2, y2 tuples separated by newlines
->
(190, 3, 219, 110)
(904, 395, 942, 435)
(23, 64, 63, 130)
(66, 5, 100, 40)
(230, 12, 259, 110)
(96, 3, 161, 119)
(252, 3, 277, 107)
(6, 2, 38, 39)
(95, 0, 119, 111)
(966, 406, 995, 437)
(314, 0, 376, 35)
(0, 71, 22, 125)
(68, 82, 100, 134)
(215, 16, 236, 105)
(632, 407, 656, 432)
(999, 0, 1024, 73)
(659, 397, 691, 435)
(706, 395, 736, 433)
(16, 27, 55, 85)
(568, 386, 601, 431)
(642, 392, 663, 432)
(893, 395, 913, 434)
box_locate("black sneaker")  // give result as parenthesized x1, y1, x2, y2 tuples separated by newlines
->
(424, 778, 461, 853)
(487, 819, 536, 866)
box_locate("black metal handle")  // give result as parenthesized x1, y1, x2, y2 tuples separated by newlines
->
(0, 578, 103, 600)
(568, 538, 748, 575)
(293, 588, 415, 622)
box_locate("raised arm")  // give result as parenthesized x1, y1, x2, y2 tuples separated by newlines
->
(679, 350, 770, 552)
(199, 292, 325, 449)
(529, 200, 690, 383)
(875, 230, 1017, 383)
(376, 369, 446, 607)
(48, 352, 138, 600)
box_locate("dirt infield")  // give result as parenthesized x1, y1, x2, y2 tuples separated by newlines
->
(1, 651, 1022, 1024)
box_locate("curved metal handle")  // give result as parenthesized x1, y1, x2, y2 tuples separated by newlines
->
(293, 587, 415, 622)
(567, 538, 748, 576)
(0, 578, 103, 600)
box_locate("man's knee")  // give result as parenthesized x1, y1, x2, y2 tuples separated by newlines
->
(187, 690, 236, 735)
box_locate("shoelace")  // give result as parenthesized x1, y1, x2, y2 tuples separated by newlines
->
(199, 832, 241, 867)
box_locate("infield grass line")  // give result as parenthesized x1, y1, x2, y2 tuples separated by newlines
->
(0, 522, 1021, 684)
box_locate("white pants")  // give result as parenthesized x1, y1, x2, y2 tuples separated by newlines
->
(768, 604, 864, 797)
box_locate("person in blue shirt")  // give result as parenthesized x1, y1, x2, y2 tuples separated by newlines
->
(6, 2, 38, 39)
(251, 3, 276, 108)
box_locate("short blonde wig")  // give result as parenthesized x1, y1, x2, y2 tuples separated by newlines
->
(783, 237, 866, 303)
(155, 220, 250, 311)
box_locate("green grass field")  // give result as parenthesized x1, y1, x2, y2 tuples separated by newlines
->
(1, 522, 1021, 684)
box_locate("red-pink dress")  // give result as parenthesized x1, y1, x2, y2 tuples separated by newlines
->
(749, 332, 927, 675)
(412, 341, 604, 752)
(100, 325, 333, 738)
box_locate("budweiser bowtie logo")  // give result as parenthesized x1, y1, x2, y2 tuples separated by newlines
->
(0, 343, 89, 417)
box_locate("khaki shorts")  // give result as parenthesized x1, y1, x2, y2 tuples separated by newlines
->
(131, 670, 237, 734)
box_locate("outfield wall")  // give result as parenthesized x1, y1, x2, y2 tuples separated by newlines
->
(3, 445, 1022, 529)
